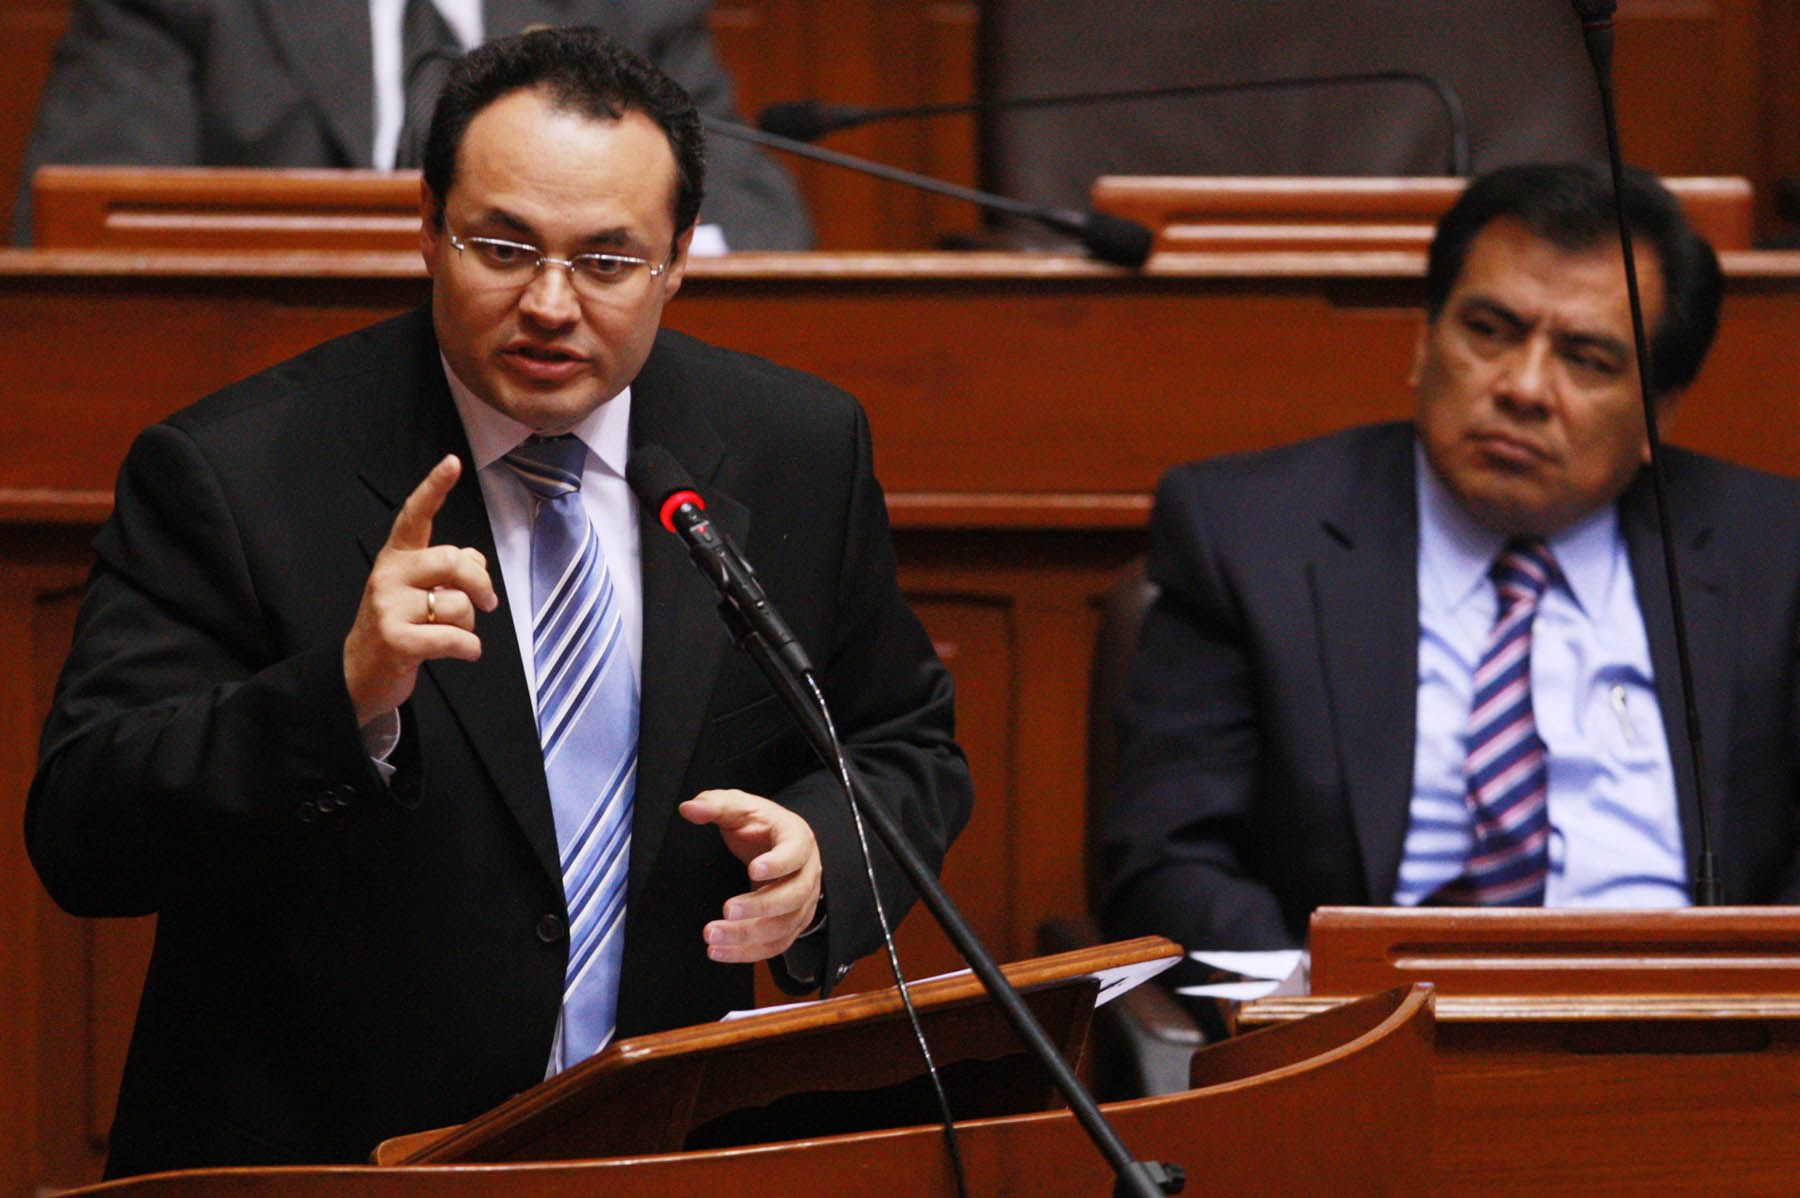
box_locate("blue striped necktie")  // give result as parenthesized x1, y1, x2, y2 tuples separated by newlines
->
(1437, 538, 1557, 906)
(502, 435, 636, 1069)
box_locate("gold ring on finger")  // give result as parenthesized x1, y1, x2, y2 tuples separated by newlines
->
(425, 588, 438, 624)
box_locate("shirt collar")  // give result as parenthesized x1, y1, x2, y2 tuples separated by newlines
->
(1415, 440, 1622, 616)
(441, 355, 633, 482)
(1542, 496, 1621, 619)
(1417, 441, 1505, 611)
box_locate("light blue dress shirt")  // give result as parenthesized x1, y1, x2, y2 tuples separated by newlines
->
(1393, 445, 1689, 908)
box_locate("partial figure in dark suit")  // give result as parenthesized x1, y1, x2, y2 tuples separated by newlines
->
(1103, 162, 1800, 969)
(10, 0, 811, 250)
(26, 28, 969, 1176)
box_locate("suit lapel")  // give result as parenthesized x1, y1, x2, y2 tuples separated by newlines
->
(1309, 427, 1423, 903)
(354, 311, 561, 886)
(1620, 468, 1732, 893)
(624, 343, 738, 900)
(256, 0, 375, 166)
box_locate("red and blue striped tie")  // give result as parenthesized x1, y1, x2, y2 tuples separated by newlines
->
(1438, 539, 1556, 906)
(503, 435, 636, 1069)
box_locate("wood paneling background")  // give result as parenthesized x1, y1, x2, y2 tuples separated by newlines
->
(5, 2, 1800, 246)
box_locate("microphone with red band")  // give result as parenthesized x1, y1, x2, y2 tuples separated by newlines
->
(1571, 0, 1617, 78)
(628, 444, 817, 680)
(627, 448, 1177, 1198)
(656, 487, 703, 539)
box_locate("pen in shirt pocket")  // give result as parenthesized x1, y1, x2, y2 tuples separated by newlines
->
(1609, 684, 1640, 745)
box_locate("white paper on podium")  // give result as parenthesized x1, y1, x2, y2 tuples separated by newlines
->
(1176, 948, 1308, 1002)
(724, 953, 1182, 1021)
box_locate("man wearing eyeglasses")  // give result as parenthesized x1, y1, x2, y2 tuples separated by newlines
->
(27, 28, 971, 1176)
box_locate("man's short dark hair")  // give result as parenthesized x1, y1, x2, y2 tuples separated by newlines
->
(1425, 161, 1723, 399)
(422, 26, 706, 244)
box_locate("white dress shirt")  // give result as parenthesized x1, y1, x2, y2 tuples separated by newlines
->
(443, 363, 644, 697)
(1395, 444, 1688, 907)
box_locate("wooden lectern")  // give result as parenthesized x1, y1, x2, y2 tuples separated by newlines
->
(373, 937, 1179, 1165)
(55, 942, 1436, 1195)
(1243, 907, 1800, 1194)
(1090, 175, 1756, 255)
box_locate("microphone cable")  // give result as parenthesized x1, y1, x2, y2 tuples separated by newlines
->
(802, 672, 969, 1198)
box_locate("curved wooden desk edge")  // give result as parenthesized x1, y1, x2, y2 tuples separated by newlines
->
(63, 984, 1432, 1197)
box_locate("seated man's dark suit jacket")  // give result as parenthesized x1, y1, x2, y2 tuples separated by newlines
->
(11, 0, 811, 249)
(27, 307, 971, 1175)
(1102, 421, 1800, 959)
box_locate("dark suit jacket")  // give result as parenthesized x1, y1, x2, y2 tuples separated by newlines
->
(1102, 422, 1800, 957)
(26, 307, 970, 1174)
(11, 0, 812, 249)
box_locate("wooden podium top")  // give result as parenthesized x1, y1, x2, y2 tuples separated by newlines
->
(1091, 174, 1757, 254)
(30, 166, 423, 252)
(376, 936, 1180, 1166)
(29, 166, 1759, 258)
(1307, 905, 1800, 996)
(1246, 905, 1800, 1024)
(1234, 911, 1800, 1195)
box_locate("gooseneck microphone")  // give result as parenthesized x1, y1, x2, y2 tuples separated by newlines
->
(1572, 0, 1618, 75)
(1571, 0, 1721, 905)
(701, 116, 1154, 268)
(758, 70, 1472, 177)
(627, 443, 1181, 1198)
(627, 447, 814, 680)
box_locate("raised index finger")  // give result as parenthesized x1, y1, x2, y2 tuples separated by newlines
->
(386, 454, 462, 551)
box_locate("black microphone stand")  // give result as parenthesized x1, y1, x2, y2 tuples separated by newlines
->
(1573, 0, 1721, 905)
(714, 599, 1184, 1197)
(761, 70, 1471, 177)
(703, 115, 1154, 268)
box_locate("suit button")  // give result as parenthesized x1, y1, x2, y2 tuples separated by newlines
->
(295, 800, 320, 823)
(391, 774, 422, 810)
(323, 784, 357, 810)
(537, 914, 566, 943)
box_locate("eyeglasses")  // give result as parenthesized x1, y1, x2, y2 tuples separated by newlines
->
(447, 229, 668, 294)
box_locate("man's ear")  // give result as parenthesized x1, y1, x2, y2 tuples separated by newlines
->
(1407, 321, 1430, 389)
(1645, 393, 1681, 463)
(661, 224, 697, 300)
(419, 181, 443, 273)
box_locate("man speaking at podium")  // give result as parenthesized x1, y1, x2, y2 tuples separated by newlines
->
(1103, 162, 1800, 961)
(26, 28, 970, 1176)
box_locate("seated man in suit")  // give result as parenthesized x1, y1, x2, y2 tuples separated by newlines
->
(11, 0, 810, 251)
(27, 27, 970, 1176)
(1102, 161, 1800, 963)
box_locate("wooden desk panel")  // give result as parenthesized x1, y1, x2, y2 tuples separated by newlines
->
(1244, 908, 1800, 1195)
(1092, 175, 1757, 254)
(30, 167, 424, 252)
(6, 249, 1795, 515)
